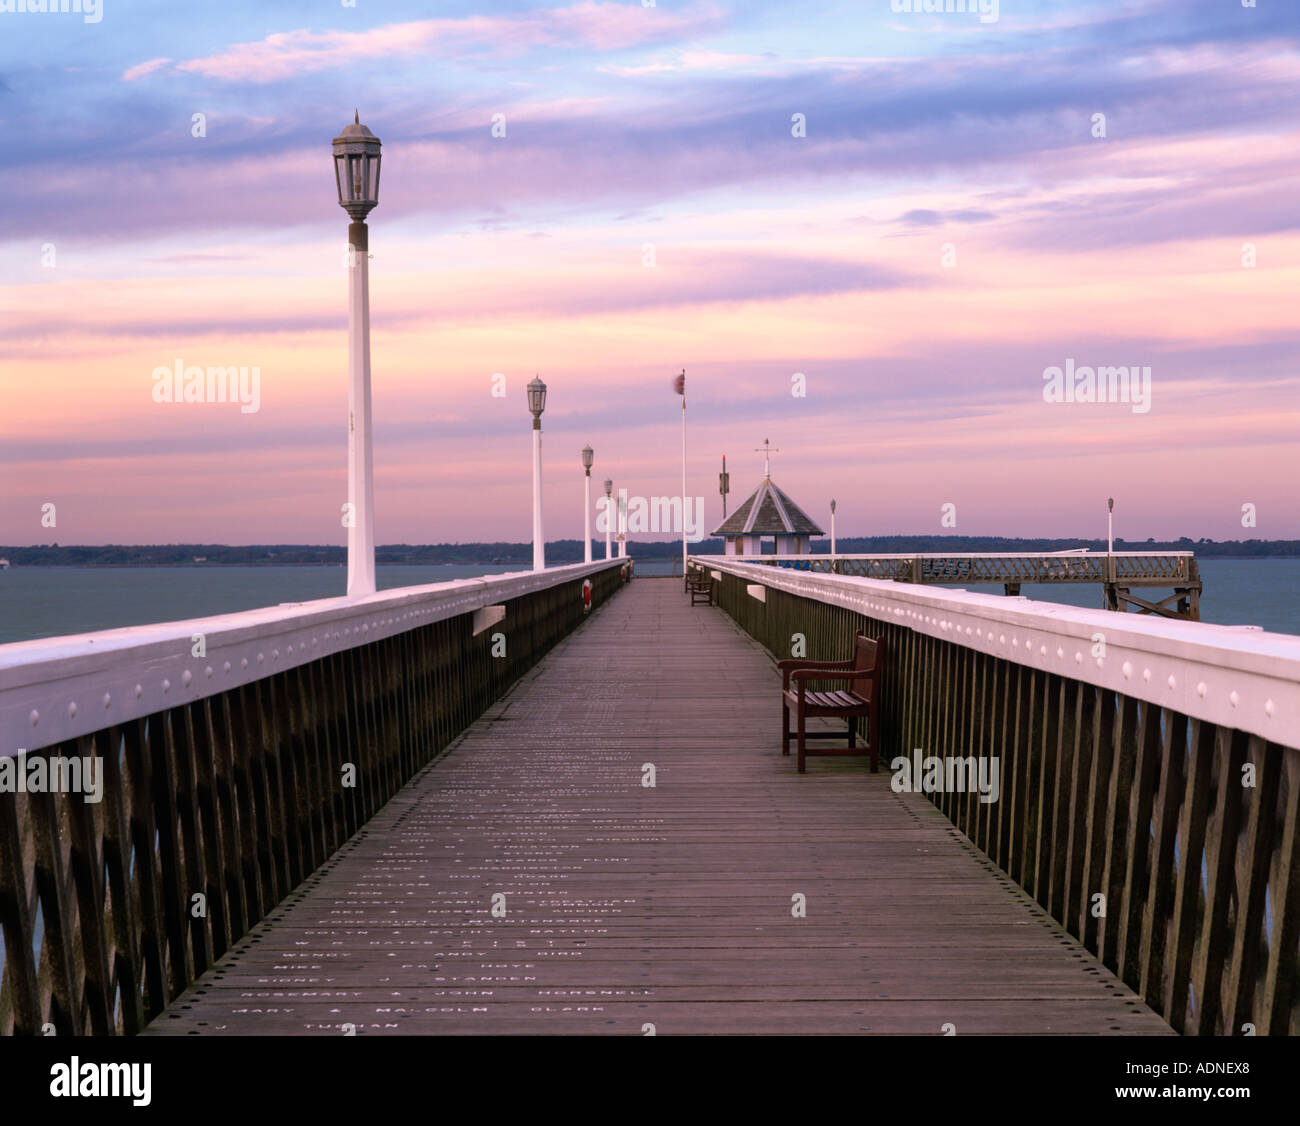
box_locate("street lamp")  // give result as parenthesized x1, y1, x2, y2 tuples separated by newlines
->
(603, 478, 613, 559)
(529, 377, 547, 571)
(582, 445, 594, 564)
(333, 111, 382, 598)
(617, 486, 627, 557)
(830, 498, 837, 560)
(1105, 496, 1117, 609)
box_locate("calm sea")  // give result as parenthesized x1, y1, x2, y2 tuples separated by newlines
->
(0, 558, 1296, 645)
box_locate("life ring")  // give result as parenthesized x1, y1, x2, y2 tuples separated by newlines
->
(582, 578, 592, 609)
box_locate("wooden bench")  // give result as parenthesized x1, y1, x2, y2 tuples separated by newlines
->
(686, 572, 714, 606)
(779, 632, 883, 773)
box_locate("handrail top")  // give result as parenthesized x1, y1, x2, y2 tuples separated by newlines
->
(699, 556, 1300, 748)
(0, 558, 621, 682)
(699, 557, 1296, 658)
(722, 551, 1198, 560)
(2, 557, 623, 756)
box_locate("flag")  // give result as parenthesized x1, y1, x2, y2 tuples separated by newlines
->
(673, 370, 685, 396)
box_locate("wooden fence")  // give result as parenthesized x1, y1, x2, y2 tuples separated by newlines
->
(706, 562, 1299, 1036)
(0, 562, 626, 1035)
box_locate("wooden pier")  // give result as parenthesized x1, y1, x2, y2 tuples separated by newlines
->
(144, 579, 1170, 1035)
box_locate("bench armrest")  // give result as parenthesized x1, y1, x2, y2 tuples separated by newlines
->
(778, 656, 851, 688)
(790, 668, 877, 682)
(788, 667, 878, 699)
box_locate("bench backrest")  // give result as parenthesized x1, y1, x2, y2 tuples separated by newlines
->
(853, 632, 884, 675)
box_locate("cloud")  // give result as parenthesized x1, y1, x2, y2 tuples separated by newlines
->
(899, 209, 941, 226)
(126, 3, 725, 84)
(122, 57, 173, 82)
(0, 247, 921, 352)
(898, 208, 995, 226)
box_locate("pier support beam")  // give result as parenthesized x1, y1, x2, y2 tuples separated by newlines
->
(1109, 586, 1202, 621)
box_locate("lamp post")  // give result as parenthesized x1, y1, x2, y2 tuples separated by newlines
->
(528, 377, 547, 571)
(582, 445, 594, 564)
(333, 111, 382, 599)
(603, 478, 613, 559)
(617, 486, 627, 557)
(1106, 496, 1116, 610)
(830, 498, 837, 561)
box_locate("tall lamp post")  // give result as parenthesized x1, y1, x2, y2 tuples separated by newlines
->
(1105, 496, 1116, 610)
(603, 478, 613, 559)
(582, 445, 594, 563)
(830, 498, 837, 561)
(333, 111, 382, 598)
(529, 377, 547, 571)
(618, 486, 627, 557)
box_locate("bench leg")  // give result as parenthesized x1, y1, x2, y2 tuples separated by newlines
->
(797, 708, 807, 773)
(869, 701, 879, 772)
(782, 700, 790, 755)
(847, 716, 857, 749)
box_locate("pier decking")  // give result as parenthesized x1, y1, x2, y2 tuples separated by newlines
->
(145, 578, 1171, 1035)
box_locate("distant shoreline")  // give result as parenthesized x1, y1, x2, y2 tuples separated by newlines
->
(2, 538, 1298, 568)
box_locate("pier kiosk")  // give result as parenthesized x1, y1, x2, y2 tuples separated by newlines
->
(713, 440, 824, 556)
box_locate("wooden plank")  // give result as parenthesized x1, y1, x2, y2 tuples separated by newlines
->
(144, 579, 1171, 1037)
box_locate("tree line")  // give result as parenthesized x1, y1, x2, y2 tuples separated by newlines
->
(1, 536, 1295, 566)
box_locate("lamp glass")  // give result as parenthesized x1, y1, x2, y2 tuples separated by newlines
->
(582, 445, 594, 470)
(527, 377, 547, 417)
(332, 116, 383, 219)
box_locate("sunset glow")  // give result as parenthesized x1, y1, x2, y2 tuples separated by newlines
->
(2, 0, 1297, 546)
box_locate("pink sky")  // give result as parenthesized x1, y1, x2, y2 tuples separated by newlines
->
(2, 1, 1297, 545)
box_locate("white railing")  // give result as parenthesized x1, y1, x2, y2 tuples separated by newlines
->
(0, 559, 622, 758)
(724, 551, 1196, 559)
(696, 557, 1300, 749)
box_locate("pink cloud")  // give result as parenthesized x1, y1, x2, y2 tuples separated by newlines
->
(125, 3, 724, 84)
(122, 57, 173, 82)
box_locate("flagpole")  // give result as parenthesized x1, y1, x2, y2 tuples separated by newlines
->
(680, 369, 688, 580)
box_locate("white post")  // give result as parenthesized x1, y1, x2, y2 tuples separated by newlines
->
(1107, 497, 1115, 587)
(347, 221, 376, 599)
(584, 470, 592, 564)
(680, 384, 688, 580)
(831, 512, 837, 557)
(605, 483, 613, 559)
(618, 487, 627, 557)
(532, 421, 545, 572)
